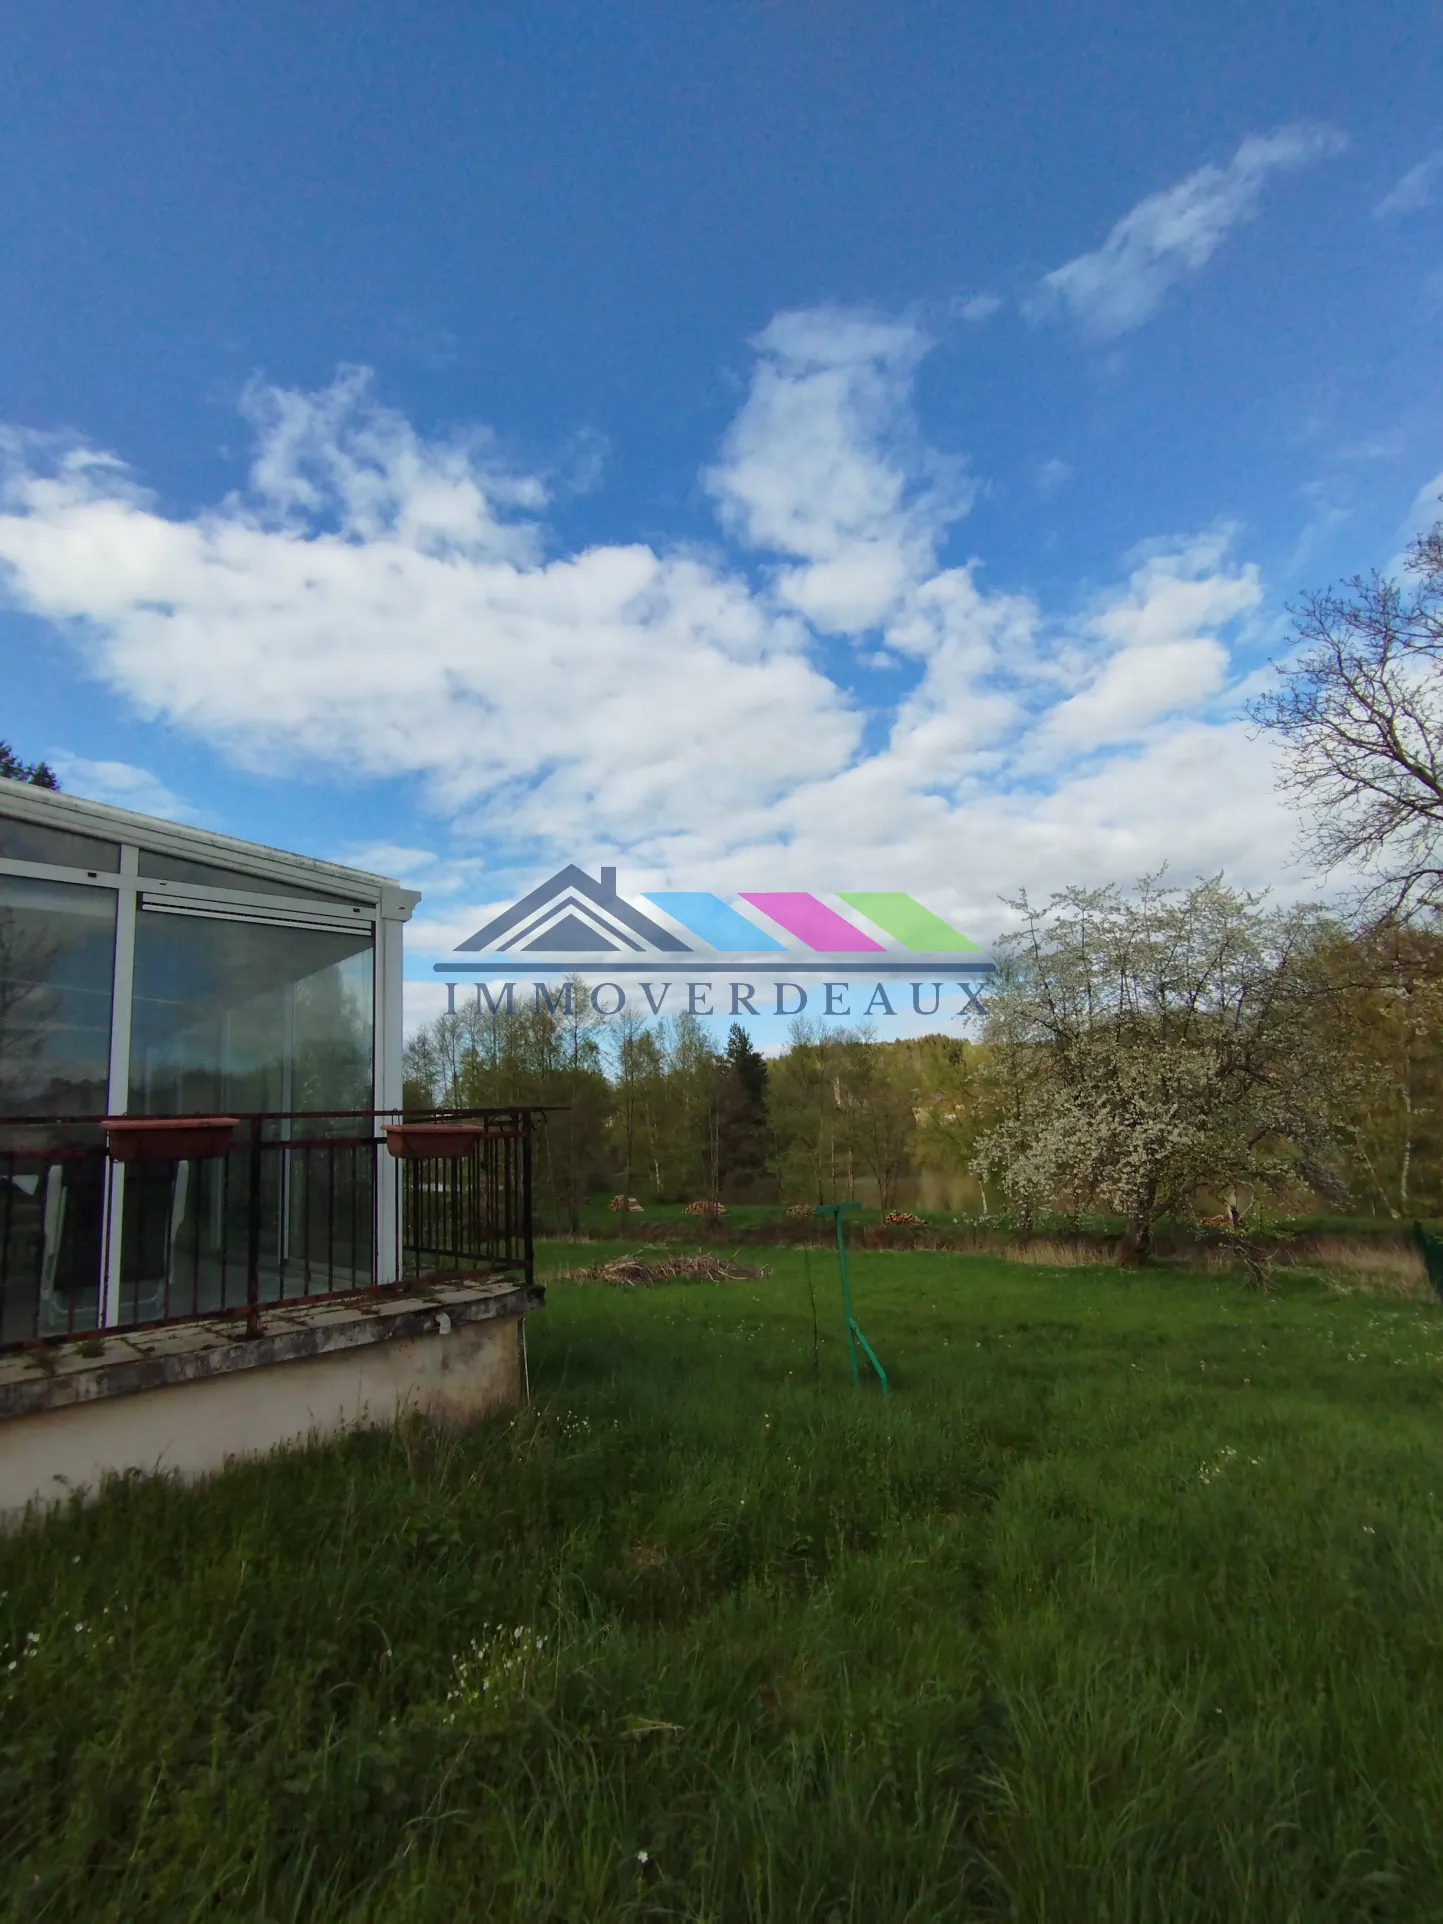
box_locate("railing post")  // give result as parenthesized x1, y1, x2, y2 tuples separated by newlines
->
(376, 1115, 400, 1287)
(523, 1110, 534, 1287)
(245, 1115, 263, 1338)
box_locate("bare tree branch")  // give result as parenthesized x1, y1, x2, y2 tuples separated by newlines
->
(1252, 513, 1443, 918)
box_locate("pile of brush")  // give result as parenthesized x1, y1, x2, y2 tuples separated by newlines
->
(564, 1254, 772, 1287)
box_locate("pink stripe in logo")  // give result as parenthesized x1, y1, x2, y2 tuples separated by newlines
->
(739, 892, 885, 952)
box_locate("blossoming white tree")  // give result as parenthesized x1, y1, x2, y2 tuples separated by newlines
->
(971, 874, 1354, 1262)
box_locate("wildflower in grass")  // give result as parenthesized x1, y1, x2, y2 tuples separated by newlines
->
(556, 1409, 593, 1446)
(1198, 1445, 1238, 1485)
(442, 1622, 547, 1728)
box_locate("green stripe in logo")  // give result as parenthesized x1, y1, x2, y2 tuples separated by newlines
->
(837, 892, 980, 953)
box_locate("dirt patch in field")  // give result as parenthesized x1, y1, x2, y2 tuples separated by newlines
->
(562, 1254, 773, 1287)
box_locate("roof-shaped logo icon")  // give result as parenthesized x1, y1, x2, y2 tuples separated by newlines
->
(456, 865, 689, 957)
(441, 867, 992, 978)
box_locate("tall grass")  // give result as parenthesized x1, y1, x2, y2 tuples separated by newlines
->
(3, 1246, 1443, 1918)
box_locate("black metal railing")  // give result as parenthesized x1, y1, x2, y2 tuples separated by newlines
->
(0, 1107, 537, 1351)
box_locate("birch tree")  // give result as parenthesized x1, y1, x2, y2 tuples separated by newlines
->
(834, 1034, 918, 1213)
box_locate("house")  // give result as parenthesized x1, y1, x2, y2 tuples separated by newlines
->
(0, 777, 542, 1522)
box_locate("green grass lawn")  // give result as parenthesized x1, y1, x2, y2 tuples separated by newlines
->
(5, 1247, 1443, 1920)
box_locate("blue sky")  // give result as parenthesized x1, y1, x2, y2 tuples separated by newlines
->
(2, 1, 1442, 1036)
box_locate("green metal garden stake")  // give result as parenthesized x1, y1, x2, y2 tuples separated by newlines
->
(813, 1202, 888, 1395)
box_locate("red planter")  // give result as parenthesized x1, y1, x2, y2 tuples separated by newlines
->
(104, 1117, 241, 1163)
(384, 1123, 483, 1161)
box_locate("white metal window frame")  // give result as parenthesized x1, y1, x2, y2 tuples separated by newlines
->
(0, 803, 419, 1316)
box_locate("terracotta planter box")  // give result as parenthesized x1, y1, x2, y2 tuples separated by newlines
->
(384, 1123, 483, 1161)
(104, 1117, 241, 1163)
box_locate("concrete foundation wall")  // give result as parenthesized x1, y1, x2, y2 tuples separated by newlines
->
(0, 1311, 521, 1526)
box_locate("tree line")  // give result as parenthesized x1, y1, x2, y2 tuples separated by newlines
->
(402, 902, 1443, 1247)
(402, 985, 969, 1225)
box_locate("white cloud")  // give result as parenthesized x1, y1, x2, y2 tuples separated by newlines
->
(1084, 536, 1261, 652)
(1030, 537, 1259, 754)
(402, 977, 453, 1037)
(1405, 468, 1443, 536)
(1037, 458, 1074, 496)
(45, 753, 197, 821)
(237, 367, 548, 561)
(1032, 123, 1348, 338)
(1037, 639, 1229, 752)
(335, 841, 489, 897)
(339, 841, 445, 878)
(704, 307, 972, 633)
(0, 373, 859, 851)
(0, 317, 1320, 971)
(1374, 153, 1443, 221)
(954, 293, 1003, 323)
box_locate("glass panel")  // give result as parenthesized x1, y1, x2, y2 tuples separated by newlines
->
(0, 1144, 106, 1344)
(121, 915, 375, 1322)
(129, 912, 374, 1120)
(0, 876, 116, 1115)
(0, 877, 114, 1344)
(137, 849, 371, 905)
(0, 812, 120, 873)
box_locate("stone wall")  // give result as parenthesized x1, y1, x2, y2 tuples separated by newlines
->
(0, 1278, 541, 1527)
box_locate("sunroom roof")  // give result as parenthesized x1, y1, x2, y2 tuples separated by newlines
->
(0, 775, 421, 915)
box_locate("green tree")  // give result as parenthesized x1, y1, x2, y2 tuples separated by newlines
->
(549, 979, 611, 1233)
(607, 1008, 664, 1222)
(834, 1034, 918, 1213)
(650, 1014, 721, 1201)
(717, 1022, 770, 1198)
(402, 980, 612, 1232)
(767, 1020, 847, 1204)
(1315, 922, 1443, 1219)
(0, 741, 59, 789)
(911, 1036, 994, 1211)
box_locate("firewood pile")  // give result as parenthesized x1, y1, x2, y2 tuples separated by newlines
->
(683, 1199, 727, 1217)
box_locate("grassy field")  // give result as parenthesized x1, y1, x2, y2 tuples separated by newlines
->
(559, 1196, 1429, 1262)
(5, 1246, 1443, 1920)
